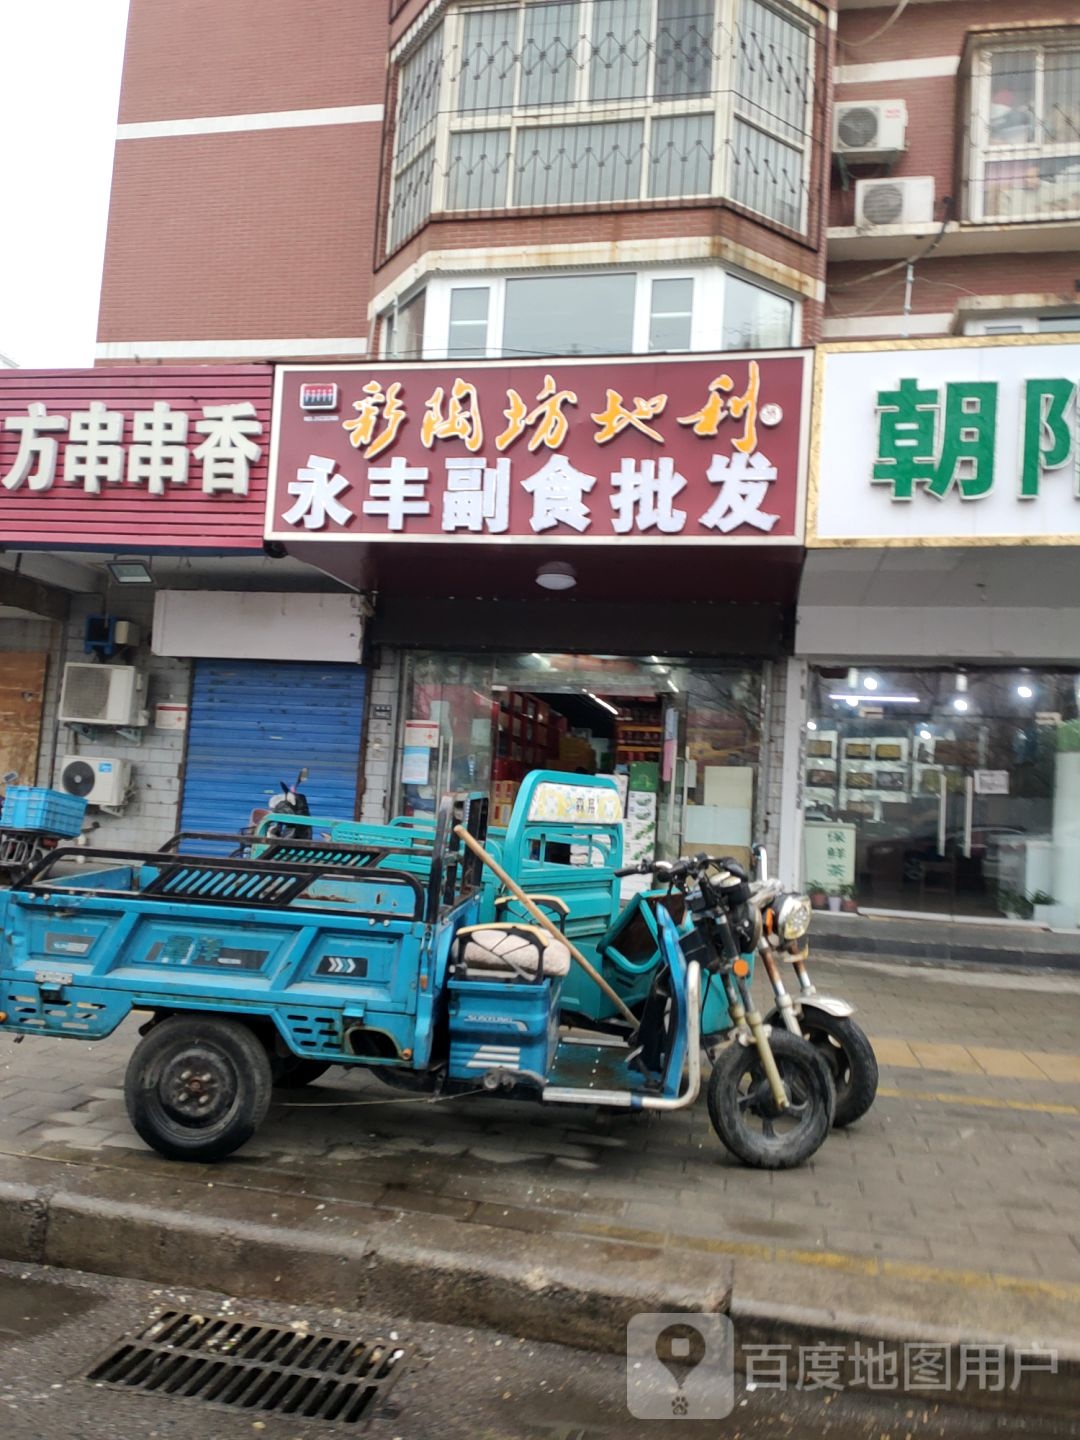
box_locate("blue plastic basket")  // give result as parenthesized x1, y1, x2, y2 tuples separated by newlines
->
(1, 786, 87, 836)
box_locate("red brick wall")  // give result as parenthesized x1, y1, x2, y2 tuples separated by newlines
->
(119, 0, 387, 120)
(826, 250, 1080, 328)
(97, 0, 387, 352)
(98, 126, 381, 345)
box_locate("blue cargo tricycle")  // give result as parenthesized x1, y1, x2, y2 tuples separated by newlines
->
(0, 785, 835, 1168)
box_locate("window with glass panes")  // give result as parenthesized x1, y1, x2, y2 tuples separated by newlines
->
(387, 1, 818, 249)
(966, 35, 1080, 223)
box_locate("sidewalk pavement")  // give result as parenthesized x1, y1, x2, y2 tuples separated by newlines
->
(2, 955, 1080, 1405)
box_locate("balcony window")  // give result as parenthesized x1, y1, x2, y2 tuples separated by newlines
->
(388, 1, 818, 250)
(967, 37, 1080, 223)
(503, 273, 637, 357)
(388, 268, 796, 359)
(722, 273, 794, 348)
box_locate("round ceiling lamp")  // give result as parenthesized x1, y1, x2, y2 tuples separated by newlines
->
(536, 561, 576, 591)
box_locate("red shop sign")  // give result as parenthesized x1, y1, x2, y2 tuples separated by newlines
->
(0, 366, 273, 549)
(267, 353, 810, 545)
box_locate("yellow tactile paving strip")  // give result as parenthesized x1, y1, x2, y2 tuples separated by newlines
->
(872, 1036, 1080, 1084)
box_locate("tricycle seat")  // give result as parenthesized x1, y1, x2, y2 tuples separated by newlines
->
(452, 923, 571, 979)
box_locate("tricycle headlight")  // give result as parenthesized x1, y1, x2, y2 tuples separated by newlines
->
(776, 893, 812, 941)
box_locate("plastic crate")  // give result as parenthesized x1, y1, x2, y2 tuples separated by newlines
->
(0, 787, 87, 836)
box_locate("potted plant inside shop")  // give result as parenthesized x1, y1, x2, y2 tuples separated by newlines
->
(1029, 891, 1057, 926)
(998, 886, 1034, 921)
(840, 883, 859, 914)
(807, 879, 829, 910)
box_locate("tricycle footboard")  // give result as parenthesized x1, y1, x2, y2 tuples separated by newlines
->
(0, 979, 132, 1039)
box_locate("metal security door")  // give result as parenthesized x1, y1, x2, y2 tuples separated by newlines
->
(180, 659, 366, 840)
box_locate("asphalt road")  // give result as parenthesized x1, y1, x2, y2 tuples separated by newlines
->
(2, 1261, 1078, 1440)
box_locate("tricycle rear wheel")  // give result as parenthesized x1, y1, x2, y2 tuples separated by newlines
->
(125, 1016, 272, 1162)
(707, 1030, 834, 1169)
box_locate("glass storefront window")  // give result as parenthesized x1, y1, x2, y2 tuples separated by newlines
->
(804, 667, 1080, 920)
(395, 651, 762, 868)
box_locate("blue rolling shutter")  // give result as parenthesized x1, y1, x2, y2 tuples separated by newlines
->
(180, 659, 367, 842)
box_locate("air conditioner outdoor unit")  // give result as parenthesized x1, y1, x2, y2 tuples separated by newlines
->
(833, 99, 908, 162)
(59, 663, 148, 726)
(855, 176, 936, 229)
(59, 756, 132, 807)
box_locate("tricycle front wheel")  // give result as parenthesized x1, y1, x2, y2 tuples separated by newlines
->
(707, 1030, 835, 1170)
(125, 1016, 273, 1162)
(799, 1012, 878, 1129)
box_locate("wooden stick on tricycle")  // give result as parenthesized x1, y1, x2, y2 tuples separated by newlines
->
(453, 823, 639, 1028)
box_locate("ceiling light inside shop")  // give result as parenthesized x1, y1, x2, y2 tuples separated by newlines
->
(536, 561, 576, 591)
(806, 720, 818, 731)
(584, 690, 620, 716)
(953, 697, 970, 712)
(1017, 684, 1034, 699)
(919, 727, 933, 741)
(829, 693, 920, 705)
(107, 560, 154, 585)
(863, 676, 879, 691)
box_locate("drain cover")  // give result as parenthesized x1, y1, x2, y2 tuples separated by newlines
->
(85, 1309, 407, 1424)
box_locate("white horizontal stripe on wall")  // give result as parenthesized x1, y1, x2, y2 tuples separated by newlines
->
(95, 338, 369, 360)
(837, 56, 960, 85)
(822, 312, 952, 339)
(117, 105, 384, 141)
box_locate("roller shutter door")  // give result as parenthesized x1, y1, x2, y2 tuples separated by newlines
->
(180, 659, 366, 841)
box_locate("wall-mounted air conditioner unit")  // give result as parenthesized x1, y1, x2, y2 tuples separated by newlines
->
(833, 100, 908, 163)
(59, 663, 148, 726)
(855, 176, 936, 229)
(59, 756, 132, 807)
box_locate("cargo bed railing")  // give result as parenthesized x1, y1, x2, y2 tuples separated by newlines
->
(18, 845, 430, 922)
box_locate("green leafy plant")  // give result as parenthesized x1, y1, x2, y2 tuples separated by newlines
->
(998, 886, 1034, 919)
(806, 879, 828, 894)
(1029, 891, 1056, 906)
(840, 883, 858, 899)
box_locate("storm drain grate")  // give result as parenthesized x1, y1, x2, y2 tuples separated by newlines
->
(85, 1310, 408, 1425)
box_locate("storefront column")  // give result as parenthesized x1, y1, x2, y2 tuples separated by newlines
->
(360, 647, 403, 824)
(776, 658, 808, 885)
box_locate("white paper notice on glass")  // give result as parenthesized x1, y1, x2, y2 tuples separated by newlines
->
(402, 746, 431, 785)
(974, 770, 1009, 796)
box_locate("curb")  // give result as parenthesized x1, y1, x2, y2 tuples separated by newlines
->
(817, 932, 1080, 972)
(731, 1295, 1080, 1419)
(0, 1177, 731, 1356)
(3, 1172, 1080, 1415)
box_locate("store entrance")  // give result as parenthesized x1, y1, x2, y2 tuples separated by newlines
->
(395, 652, 764, 869)
(805, 667, 1079, 921)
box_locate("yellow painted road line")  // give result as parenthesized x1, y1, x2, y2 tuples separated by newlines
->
(872, 1036, 1080, 1082)
(907, 1041, 986, 1075)
(877, 1084, 1080, 1117)
(578, 1221, 1080, 1305)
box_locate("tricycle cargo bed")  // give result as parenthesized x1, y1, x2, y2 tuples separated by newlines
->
(0, 836, 482, 1069)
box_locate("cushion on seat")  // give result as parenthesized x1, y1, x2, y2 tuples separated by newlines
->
(454, 924, 571, 979)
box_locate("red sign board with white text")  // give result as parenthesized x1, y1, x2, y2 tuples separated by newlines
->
(0, 367, 273, 549)
(267, 354, 810, 545)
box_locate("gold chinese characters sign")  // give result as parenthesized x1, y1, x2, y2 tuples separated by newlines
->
(267, 355, 810, 544)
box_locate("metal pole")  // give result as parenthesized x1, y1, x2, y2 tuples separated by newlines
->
(453, 824, 639, 1027)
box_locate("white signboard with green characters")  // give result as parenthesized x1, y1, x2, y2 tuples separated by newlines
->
(812, 339, 1080, 545)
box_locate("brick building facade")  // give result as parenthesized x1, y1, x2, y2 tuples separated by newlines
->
(827, 0, 1080, 337)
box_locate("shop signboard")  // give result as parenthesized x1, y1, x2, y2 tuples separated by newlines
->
(812, 338, 1080, 546)
(266, 354, 811, 545)
(0, 367, 273, 549)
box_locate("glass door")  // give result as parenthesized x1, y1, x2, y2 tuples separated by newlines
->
(806, 668, 1077, 920)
